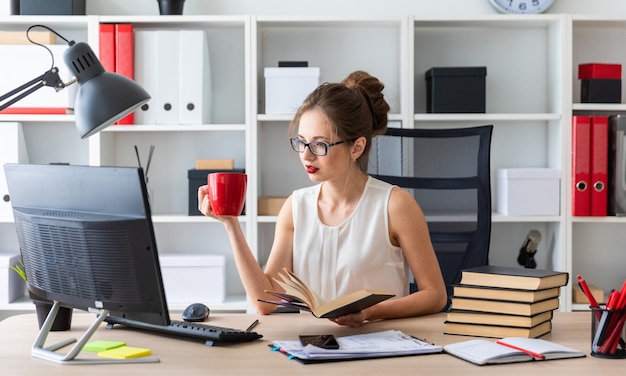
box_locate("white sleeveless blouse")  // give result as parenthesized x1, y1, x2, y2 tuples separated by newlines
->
(292, 176, 408, 302)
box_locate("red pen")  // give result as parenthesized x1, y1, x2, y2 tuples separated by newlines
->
(496, 340, 545, 360)
(606, 290, 618, 309)
(577, 275, 601, 319)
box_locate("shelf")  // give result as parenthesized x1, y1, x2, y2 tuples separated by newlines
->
(573, 103, 626, 112)
(0, 114, 75, 123)
(167, 295, 248, 313)
(258, 113, 405, 123)
(492, 213, 562, 223)
(0, 296, 248, 313)
(414, 113, 561, 122)
(103, 124, 248, 132)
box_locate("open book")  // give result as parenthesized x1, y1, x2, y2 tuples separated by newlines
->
(260, 268, 394, 318)
(444, 337, 585, 365)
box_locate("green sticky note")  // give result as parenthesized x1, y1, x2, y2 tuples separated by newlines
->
(98, 346, 152, 359)
(83, 340, 126, 352)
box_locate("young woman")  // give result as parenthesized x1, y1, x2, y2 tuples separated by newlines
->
(198, 71, 447, 327)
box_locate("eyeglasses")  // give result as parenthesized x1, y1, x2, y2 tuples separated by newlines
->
(289, 137, 346, 156)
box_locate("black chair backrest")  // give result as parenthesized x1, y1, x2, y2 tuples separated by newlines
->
(369, 125, 493, 309)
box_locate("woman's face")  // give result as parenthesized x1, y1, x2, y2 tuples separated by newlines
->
(295, 109, 351, 183)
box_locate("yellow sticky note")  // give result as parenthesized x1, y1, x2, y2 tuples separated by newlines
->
(83, 340, 126, 352)
(98, 346, 152, 359)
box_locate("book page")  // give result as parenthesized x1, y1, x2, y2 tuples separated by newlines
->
(496, 337, 585, 359)
(282, 269, 325, 309)
(444, 339, 533, 365)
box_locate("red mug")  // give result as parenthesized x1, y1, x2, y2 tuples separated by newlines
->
(207, 172, 247, 216)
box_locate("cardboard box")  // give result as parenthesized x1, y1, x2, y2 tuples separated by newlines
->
(0, 253, 26, 304)
(187, 168, 245, 216)
(264, 67, 320, 114)
(497, 168, 561, 216)
(258, 196, 288, 215)
(573, 284, 605, 304)
(159, 255, 225, 304)
(195, 159, 234, 170)
(425, 66, 487, 113)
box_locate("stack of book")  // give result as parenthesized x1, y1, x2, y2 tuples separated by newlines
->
(444, 265, 569, 338)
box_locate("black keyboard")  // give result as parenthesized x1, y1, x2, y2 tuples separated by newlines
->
(104, 317, 263, 346)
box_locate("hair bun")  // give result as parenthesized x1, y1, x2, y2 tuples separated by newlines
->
(343, 71, 389, 134)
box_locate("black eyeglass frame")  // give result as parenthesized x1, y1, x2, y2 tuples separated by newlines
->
(289, 137, 346, 156)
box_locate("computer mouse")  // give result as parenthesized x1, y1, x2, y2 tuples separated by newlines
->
(182, 302, 210, 322)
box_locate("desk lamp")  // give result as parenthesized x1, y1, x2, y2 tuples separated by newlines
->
(0, 25, 150, 139)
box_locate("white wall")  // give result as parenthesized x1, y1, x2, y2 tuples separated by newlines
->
(0, 0, 625, 16)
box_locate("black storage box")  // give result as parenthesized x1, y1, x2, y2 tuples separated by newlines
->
(13, 0, 85, 15)
(188, 169, 245, 216)
(426, 67, 487, 113)
(581, 79, 621, 104)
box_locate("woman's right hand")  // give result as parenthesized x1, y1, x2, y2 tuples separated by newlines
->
(197, 185, 217, 219)
(197, 185, 240, 225)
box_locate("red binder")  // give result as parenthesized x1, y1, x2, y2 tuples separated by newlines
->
(98, 24, 116, 73)
(572, 115, 591, 216)
(115, 24, 134, 125)
(590, 116, 609, 216)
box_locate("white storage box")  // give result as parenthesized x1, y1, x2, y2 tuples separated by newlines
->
(264, 67, 320, 114)
(159, 254, 225, 304)
(497, 168, 561, 216)
(0, 253, 26, 304)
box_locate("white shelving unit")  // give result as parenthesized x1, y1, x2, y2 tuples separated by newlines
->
(1, 13, 625, 314)
(570, 15, 626, 311)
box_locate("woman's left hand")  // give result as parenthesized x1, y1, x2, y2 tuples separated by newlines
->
(330, 311, 367, 328)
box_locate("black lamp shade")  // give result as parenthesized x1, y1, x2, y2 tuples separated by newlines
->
(64, 42, 150, 139)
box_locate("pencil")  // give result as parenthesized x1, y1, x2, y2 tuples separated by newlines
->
(246, 319, 259, 332)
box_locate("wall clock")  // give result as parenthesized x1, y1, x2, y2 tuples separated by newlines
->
(488, 0, 556, 14)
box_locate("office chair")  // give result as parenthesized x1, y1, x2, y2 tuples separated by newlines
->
(369, 125, 493, 310)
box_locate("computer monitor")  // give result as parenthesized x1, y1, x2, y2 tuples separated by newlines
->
(4, 163, 167, 364)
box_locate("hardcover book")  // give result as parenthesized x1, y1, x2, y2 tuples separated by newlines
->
(443, 320, 552, 339)
(260, 268, 394, 318)
(452, 285, 560, 303)
(445, 310, 553, 328)
(450, 296, 559, 316)
(460, 266, 569, 290)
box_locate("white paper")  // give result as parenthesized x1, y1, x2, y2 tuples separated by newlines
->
(272, 330, 441, 360)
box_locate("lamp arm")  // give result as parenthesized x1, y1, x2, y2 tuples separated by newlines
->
(0, 68, 68, 112)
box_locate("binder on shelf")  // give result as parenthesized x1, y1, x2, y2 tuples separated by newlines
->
(134, 30, 158, 125)
(572, 115, 591, 216)
(98, 23, 116, 72)
(115, 24, 135, 125)
(178, 30, 212, 125)
(0, 123, 29, 218)
(608, 115, 626, 216)
(0, 44, 74, 113)
(155, 30, 180, 125)
(590, 116, 608, 216)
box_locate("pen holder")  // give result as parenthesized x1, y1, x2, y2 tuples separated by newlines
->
(591, 305, 626, 358)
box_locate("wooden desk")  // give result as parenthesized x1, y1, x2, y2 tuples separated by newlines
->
(0, 311, 623, 374)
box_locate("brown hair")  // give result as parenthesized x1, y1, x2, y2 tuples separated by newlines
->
(289, 71, 390, 173)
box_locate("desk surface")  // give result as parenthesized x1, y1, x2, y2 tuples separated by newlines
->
(0, 311, 623, 374)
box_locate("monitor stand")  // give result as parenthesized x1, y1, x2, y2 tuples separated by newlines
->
(31, 301, 160, 365)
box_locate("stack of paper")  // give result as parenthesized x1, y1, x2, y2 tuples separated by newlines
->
(270, 330, 441, 363)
